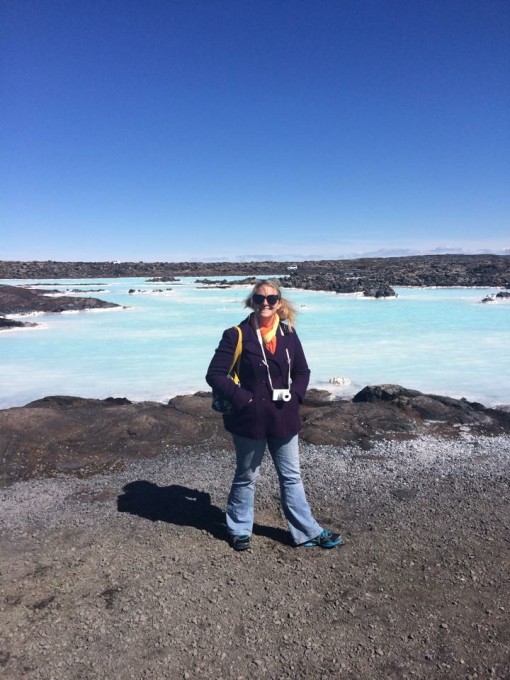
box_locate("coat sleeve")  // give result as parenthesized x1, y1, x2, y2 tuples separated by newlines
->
(290, 332, 311, 403)
(205, 327, 254, 411)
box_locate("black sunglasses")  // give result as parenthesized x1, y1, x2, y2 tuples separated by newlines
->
(252, 293, 280, 305)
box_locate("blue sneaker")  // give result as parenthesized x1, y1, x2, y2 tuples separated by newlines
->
(231, 534, 251, 551)
(300, 529, 344, 549)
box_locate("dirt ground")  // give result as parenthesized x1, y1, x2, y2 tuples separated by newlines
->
(1, 435, 509, 679)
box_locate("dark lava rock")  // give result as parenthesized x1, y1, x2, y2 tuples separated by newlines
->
(0, 393, 229, 487)
(146, 276, 179, 282)
(195, 277, 258, 287)
(0, 316, 38, 330)
(1, 385, 509, 487)
(1, 255, 509, 288)
(363, 283, 396, 298)
(280, 272, 364, 294)
(353, 384, 422, 402)
(67, 288, 106, 293)
(0, 316, 38, 331)
(352, 384, 508, 429)
(279, 273, 396, 297)
(0, 284, 121, 315)
(281, 255, 510, 290)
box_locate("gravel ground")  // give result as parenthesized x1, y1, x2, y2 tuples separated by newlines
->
(1, 434, 509, 679)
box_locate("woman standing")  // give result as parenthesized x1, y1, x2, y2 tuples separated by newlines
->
(206, 279, 344, 552)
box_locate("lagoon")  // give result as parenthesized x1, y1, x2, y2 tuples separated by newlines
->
(1, 277, 509, 409)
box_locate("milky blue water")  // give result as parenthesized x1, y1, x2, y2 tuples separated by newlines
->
(1, 277, 509, 408)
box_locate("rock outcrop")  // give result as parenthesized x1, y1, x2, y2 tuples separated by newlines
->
(0, 284, 121, 318)
(0, 316, 38, 330)
(1, 386, 509, 487)
(276, 272, 398, 296)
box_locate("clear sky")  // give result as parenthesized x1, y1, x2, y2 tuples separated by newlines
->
(1, 0, 509, 262)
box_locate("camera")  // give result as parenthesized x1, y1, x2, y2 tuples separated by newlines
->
(272, 389, 291, 402)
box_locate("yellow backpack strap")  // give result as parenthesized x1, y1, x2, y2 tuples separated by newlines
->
(229, 326, 242, 384)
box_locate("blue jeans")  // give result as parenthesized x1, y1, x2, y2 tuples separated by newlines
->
(226, 434, 322, 545)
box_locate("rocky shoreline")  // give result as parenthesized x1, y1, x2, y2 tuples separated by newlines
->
(1, 384, 509, 488)
(1, 253, 509, 288)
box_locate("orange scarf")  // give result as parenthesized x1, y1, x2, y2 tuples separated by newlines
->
(257, 313, 279, 354)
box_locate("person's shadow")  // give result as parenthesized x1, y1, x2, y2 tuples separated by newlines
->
(117, 481, 291, 546)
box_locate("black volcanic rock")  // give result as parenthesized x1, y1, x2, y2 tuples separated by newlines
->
(280, 273, 397, 297)
(280, 273, 362, 294)
(0, 316, 38, 330)
(0, 255, 509, 288)
(0, 284, 121, 316)
(363, 283, 396, 298)
(1, 386, 509, 486)
(146, 276, 179, 282)
(0, 393, 229, 487)
(352, 384, 506, 429)
(195, 277, 258, 287)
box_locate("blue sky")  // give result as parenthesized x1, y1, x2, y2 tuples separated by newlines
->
(1, 0, 509, 262)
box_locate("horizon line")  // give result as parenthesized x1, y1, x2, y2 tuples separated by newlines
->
(2, 247, 510, 265)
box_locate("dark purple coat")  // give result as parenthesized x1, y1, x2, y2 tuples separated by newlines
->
(206, 315, 310, 440)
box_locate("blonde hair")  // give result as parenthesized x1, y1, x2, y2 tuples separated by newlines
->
(244, 278, 297, 331)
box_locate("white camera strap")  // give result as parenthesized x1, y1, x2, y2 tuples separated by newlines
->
(254, 317, 291, 392)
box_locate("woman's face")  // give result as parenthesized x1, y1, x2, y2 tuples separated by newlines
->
(252, 284, 281, 324)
